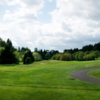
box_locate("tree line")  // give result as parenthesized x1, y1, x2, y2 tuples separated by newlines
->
(63, 43, 100, 54)
(0, 37, 100, 64)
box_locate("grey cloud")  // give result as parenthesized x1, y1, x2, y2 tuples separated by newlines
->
(88, 12, 100, 21)
(87, 22, 100, 28)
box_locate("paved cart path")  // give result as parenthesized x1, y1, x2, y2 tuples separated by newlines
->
(70, 67, 100, 84)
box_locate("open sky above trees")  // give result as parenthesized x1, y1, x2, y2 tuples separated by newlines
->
(0, 0, 100, 52)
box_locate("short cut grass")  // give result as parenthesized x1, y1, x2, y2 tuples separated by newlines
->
(0, 60, 100, 100)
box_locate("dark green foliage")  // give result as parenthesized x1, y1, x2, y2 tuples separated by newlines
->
(25, 57, 32, 64)
(60, 53, 71, 61)
(34, 48, 38, 52)
(64, 48, 79, 54)
(63, 42, 100, 55)
(0, 38, 6, 47)
(23, 50, 34, 64)
(19, 47, 30, 52)
(38, 49, 59, 60)
(43, 50, 47, 60)
(93, 42, 100, 51)
(82, 45, 93, 52)
(0, 44, 19, 64)
(7, 39, 12, 48)
(0, 47, 4, 55)
(71, 53, 76, 60)
(7, 39, 17, 52)
(45, 53, 51, 60)
(40, 49, 47, 60)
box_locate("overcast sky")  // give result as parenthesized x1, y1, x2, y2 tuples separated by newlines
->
(0, 0, 100, 52)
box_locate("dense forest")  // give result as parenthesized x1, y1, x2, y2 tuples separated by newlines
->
(0, 37, 100, 64)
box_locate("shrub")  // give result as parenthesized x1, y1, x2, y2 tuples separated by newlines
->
(52, 53, 62, 60)
(25, 57, 32, 64)
(75, 52, 79, 60)
(45, 53, 51, 60)
(60, 53, 71, 61)
(84, 51, 89, 55)
(93, 51, 100, 58)
(83, 55, 88, 61)
(52, 55, 56, 60)
(23, 50, 34, 64)
(33, 52, 42, 61)
(83, 53, 95, 61)
(74, 51, 84, 61)
(71, 53, 76, 60)
(78, 51, 84, 61)
(95, 58, 98, 60)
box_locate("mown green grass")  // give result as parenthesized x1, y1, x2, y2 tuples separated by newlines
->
(0, 60, 100, 100)
(88, 68, 100, 79)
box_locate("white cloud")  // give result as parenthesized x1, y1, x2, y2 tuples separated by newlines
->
(0, 0, 7, 4)
(48, 0, 53, 2)
(1, 0, 100, 51)
(3, 0, 44, 22)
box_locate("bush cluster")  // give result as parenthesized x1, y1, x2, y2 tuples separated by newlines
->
(52, 53, 62, 60)
(52, 50, 100, 61)
(33, 52, 42, 61)
(52, 53, 72, 61)
(60, 53, 71, 61)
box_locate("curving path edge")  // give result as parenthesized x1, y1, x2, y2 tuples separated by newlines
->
(70, 67, 100, 84)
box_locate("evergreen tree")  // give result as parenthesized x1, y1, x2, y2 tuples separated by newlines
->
(7, 39, 12, 48)
(0, 44, 19, 64)
(34, 48, 38, 52)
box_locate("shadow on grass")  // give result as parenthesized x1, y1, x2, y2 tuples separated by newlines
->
(0, 64, 19, 67)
